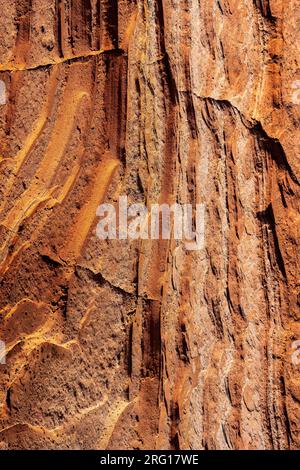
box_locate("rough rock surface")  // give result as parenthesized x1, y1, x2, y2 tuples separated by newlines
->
(0, 0, 299, 450)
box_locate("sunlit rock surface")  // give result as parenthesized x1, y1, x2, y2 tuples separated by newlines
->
(0, 0, 299, 450)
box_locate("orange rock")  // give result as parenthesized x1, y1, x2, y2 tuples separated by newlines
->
(0, 0, 299, 450)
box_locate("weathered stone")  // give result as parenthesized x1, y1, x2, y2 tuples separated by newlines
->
(0, 0, 299, 450)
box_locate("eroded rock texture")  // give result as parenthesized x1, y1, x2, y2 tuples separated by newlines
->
(0, 0, 299, 450)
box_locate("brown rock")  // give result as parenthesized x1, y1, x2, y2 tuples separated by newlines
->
(0, 0, 299, 450)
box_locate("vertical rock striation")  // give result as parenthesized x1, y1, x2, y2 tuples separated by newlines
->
(0, 0, 299, 450)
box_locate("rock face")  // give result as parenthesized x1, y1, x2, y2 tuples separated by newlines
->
(0, 0, 299, 450)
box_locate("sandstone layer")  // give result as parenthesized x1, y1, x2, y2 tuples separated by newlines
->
(0, 0, 299, 450)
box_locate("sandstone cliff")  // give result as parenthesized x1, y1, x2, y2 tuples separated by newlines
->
(0, 0, 299, 450)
